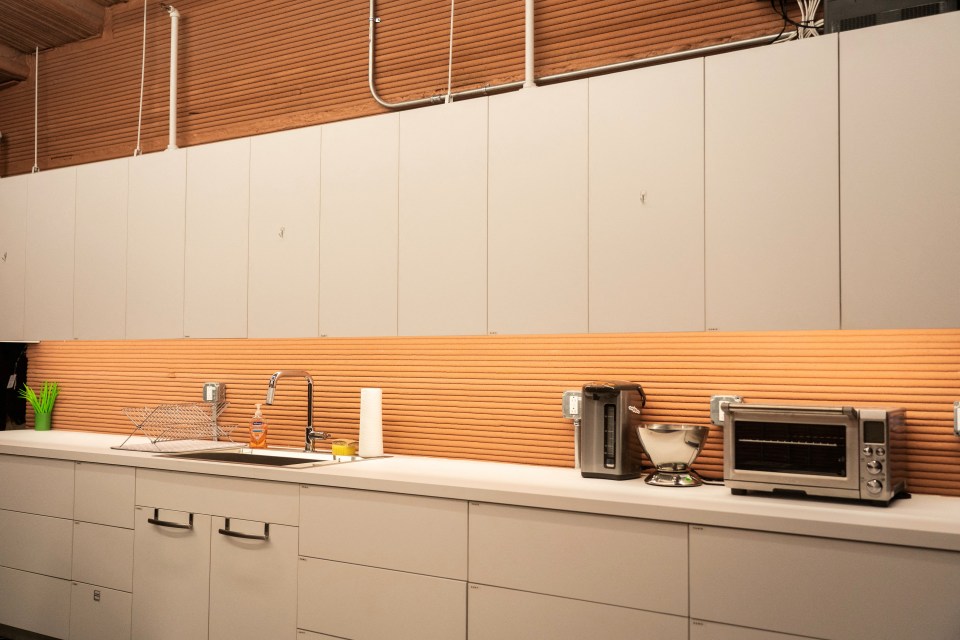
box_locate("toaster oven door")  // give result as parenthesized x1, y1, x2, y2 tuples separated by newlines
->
(724, 405, 861, 497)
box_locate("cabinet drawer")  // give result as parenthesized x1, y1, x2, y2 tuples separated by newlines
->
(689, 525, 960, 640)
(0, 565, 71, 639)
(70, 582, 132, 640)
(75, 462, 135, 528)
(691, 619, 817, 640)
(0, 508, 73, 578)
(469, 502, 687, 615)
(209, 517, 298, 640)
(298, 557, 466, 640)
(136, 468, 298, 525)
(469, 584, 687, 640)
(300, 485, 467, 579)
(73, 521, 134, 592)
(0, 454, 74, 517)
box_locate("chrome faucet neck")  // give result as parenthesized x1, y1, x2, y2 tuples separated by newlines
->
(264, 370, 320, 451)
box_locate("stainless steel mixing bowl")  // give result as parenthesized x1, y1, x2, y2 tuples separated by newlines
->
(635, 423, 710, 487)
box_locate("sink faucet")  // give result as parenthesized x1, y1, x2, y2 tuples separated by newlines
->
(265, 370, 331, 452)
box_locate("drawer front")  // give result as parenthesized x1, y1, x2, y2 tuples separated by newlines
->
(209, 518, 298, 640)
(0, 565, 71, 639)
(0, 454, 74, 517)
(298, 557, 466, 640)
(689, 525, 960, 640)
(300, 485, 467, 579)
(72, 521, 134, 592)
(75, 462, 135, 528)
(136, 468, 298, 525)
(468, 584, 688, 640)
(469, 502, 688, 615)
(0, 508, 73, 578)
(70, 582, 132, 640)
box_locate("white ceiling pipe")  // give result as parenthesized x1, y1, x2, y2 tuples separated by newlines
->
(161, 3, 180, 150)
(524, 0, 536, 88)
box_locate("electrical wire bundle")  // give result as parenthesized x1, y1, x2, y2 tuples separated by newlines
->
(771, 0, 824, 42)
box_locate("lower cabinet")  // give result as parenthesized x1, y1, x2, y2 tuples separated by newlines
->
(0, 566, 72, 639)
(70, 583, 132, 640)
(468, 584, 687, 640)
(689, 525, 960, 640)
(298, 557, 466, 640)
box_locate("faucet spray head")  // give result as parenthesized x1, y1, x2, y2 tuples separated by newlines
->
(265, 387, 275, 405)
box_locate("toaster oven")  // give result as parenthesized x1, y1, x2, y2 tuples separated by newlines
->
(723, 403, 907, 505)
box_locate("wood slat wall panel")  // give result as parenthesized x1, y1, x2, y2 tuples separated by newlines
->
(23, 329, 960, 496)
(0, 0, 788, 175)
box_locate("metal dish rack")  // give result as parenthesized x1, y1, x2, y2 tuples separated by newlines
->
(113, 402, 240, 453)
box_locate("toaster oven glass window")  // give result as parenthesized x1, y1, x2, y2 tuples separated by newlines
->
(734, 421, 847, 476)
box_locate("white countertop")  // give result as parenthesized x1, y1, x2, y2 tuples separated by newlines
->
(2, 429, 959, 552)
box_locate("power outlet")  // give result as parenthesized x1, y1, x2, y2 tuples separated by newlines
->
(562, 390, 582, 420)
(710, 394, 742, 426)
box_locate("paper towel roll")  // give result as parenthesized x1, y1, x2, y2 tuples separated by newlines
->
(358, 387, 383, 457)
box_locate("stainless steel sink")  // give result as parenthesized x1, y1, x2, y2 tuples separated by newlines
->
(163, 447, 366, 468)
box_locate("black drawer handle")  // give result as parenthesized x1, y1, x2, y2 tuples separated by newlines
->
(218, 518, 270, 541)
(147, 509, 194, 530)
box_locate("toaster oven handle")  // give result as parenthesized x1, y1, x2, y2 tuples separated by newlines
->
(726, 404, 857, 418)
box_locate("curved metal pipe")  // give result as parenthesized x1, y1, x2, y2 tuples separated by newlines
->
(368, 0, 780, 110)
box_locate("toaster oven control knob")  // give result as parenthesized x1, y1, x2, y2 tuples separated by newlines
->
(862, 446, 873, 456)
(866, 460, 883, 475)
(866, 479, 883, 494)
(875, 447, 886, 457)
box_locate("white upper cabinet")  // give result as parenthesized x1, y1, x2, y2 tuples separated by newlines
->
(248, 127, 321, 338)
(839, 13, 960, 329)
(185, 138, 250, 338)
(126, 150, 187, 339)
(705, 35, 840, 331)
(398, 100, 488, 336)
(0, 176, 28, 341)
(488, 81, 589, 335)
(25, 167, 77, 341)
(589, 59, 705, 333)
(319, 113, 399, 337)
(75, 158, 128, 340)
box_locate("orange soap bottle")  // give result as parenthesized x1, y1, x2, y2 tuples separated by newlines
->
(249, 403, 268, 449)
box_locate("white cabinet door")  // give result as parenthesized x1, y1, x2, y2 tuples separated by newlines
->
(691, 619, 817, 640)
(839, 12, 960, 328)
(72, 522, 134, 592)
(689, 525, 960, 640)
(132, 507, 211, 640)
(298, 557, 466, 640)
(209, 517, 297, 640)
(469, 502, 688, 615)
(0, 454, 74, 517)
(589, 59, 705, 332)
(74, 158, 128, 340)
(300, 485, 467, 579)
(25, 166, 76, 340)
(398, 100, 488, 336)
(185, 138, 250, 338)
(318, 113, 399, 337)
(248, 127, 321, 337)
(0, 509, 73, 578)
(705, 35, 840, 331)
(469, 584, 688, 640)
(126, 150, 187, 338)
(488, 81, 589, 334)
(70, 582, 132, 640)
(0, 175, 28, 340)
(0, 566, 71, 639)
(74, 462, 135, 529)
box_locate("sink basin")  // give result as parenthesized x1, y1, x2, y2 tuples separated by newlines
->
(163, 447, 366, 468)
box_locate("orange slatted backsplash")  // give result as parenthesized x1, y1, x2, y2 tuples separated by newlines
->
(21, 329, 960, 496)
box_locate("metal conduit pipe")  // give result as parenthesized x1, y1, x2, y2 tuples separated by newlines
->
(368, 0, 779, 110)
(161, 3, 180, 150)
(524, 0, 536, 88)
